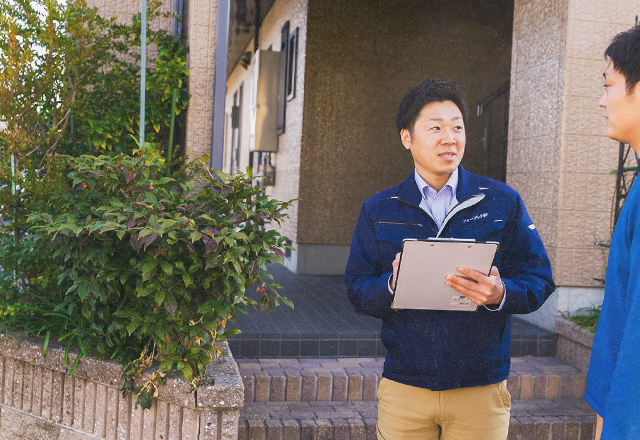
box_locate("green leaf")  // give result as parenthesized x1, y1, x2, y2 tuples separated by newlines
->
(180, 363, 193, 380)
(223, 328, 241, 336)
(155, 290, 166, 306)
(127, 321, 140, 336)
(160, 261, 173, 275)
(145, 192, 158, 204)
(191, 231, 202, 242)
(43, 332, 51, 357)
(137, 286, 153, 297)
(280, 297, 294, 309)
(142, 260, 158, 274)
(182, 272, 192, 286)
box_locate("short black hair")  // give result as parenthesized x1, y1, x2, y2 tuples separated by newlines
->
(396, 78, 469, 135)
(605, 24, 640, 94)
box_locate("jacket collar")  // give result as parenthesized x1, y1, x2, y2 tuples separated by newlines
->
(397, 165, 482, 207)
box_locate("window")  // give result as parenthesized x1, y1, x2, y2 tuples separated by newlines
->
(276, 22, 298, 135)
(230, 84, 243, 172)
(286, 28, 297, 102)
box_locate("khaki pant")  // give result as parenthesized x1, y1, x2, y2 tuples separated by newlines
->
(376, 378, 511, 440)
(595, 414, 603, 440)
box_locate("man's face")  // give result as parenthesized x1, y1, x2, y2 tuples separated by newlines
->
(600, 60, 640, 148)
(401, 100, 465, 190)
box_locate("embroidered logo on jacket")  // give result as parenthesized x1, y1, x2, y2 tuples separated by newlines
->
(462, 213, 488, 224)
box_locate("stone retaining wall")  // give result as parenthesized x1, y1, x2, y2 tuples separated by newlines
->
(0, 334, 243, 439)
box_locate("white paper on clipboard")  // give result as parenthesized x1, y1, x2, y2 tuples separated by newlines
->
(392, 238, 499, 311)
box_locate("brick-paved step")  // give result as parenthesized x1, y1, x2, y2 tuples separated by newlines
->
(237, 357, 587, 403)
(238, 399, 596, 440)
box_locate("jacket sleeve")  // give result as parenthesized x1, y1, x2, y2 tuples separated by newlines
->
(498, 195, 555, 315)
(344, 204, 396, 319)
(599, 222, 640, 439)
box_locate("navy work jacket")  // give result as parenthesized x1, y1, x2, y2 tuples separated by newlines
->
(344, 166, 555, 390)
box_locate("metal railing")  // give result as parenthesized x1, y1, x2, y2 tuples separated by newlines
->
(614, 142, 639, 225)
(477, 82, 510, 182)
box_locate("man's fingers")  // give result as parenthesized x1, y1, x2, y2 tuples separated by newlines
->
(456, 266, 486, 283)
(391, 252, 401, 290)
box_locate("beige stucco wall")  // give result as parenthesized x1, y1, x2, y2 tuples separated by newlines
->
(224, 0, 308, 244)
(297, 0, 514, 246)
(508, 0, 638, 287)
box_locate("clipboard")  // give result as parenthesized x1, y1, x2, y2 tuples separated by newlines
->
(392, 238, 499, 311)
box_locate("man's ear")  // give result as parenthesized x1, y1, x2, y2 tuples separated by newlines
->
(400, 129, 412, 150)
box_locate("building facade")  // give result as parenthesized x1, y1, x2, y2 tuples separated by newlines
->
(86, 0, 640, 330)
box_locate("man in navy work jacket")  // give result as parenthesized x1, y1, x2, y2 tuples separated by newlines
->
(344, 78, 555, 440)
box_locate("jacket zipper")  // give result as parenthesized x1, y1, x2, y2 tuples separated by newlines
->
(435, 194, 485, 238)
(377, 220, 423, 227)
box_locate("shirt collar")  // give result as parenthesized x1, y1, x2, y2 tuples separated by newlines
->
(414, 168, 459, 197)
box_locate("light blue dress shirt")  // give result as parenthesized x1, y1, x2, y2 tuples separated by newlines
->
(414, 169, 458, 228)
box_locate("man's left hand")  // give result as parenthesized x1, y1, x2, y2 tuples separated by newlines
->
(446, 266, 504, 306)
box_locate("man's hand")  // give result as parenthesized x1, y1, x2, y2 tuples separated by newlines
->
(446, 266, 504, 306)
(391, 252, 401, 290)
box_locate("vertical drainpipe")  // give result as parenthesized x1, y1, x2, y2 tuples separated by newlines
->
(173, 0, 184, 37)
(209, 0, 231, 171)
(248, 0, 260, 171)
(139, 0, 147, 147)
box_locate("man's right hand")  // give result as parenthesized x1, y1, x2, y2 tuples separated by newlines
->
(391, 252, 401, 290)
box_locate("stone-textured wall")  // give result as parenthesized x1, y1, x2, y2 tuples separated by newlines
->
(297, 0, 514, 246)
(84, 0, 173, 60)
(508, 0, 639, 287)
(0, 335, 243, 440)
(184, 0, 219, 159)
(225, 0, 309, 244)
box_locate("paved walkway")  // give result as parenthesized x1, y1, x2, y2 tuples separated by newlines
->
(228, 264, 558, 358)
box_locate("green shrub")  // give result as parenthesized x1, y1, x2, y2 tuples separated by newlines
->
(3, 145, 293, 408)
(566, 305, 601, 334)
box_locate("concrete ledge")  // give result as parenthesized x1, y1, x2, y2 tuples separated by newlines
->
(0, 333, 243, 439)
(284, 243, 350, 275)
(555, 318, 595, 373)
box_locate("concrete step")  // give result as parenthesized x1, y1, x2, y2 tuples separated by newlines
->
(238, 399, 596, 440)
(237, 356, 587, 404)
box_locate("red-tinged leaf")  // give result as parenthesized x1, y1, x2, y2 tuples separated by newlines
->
(129, 232, 142, 251)
(178, 206, 188, 211)
(204, 227, 220, 236)
(126, 219, 136, 229)
(155, 245, 170, 257)
(220, 187, 232, 195)
(136, 194, 145, 203)
(186, 243, 195, 253)
(123, 168, 137, 183)
(143, 233, 158, 250)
